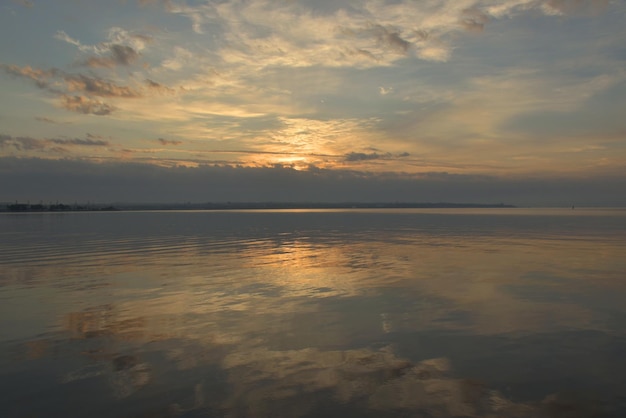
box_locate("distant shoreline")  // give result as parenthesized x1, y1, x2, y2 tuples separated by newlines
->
(1, 202, 515, 212)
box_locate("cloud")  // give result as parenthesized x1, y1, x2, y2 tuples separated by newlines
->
(54, 31, 82, 48)
(60, 95, 116, 115)
(344, 151, 412, 162)
(0, 134, 110, 152)
(369, 24, 411, 54)
(459, 8, 490, 32)
(107, 27, 151, 51)
(1, 0, 622, 182)
(2, 157, 623, 206)
(157, 138, 182, 146)
(145, 79, 175, 95)
(345, 152, 389, 162)
(35, 116, 61, 124)
(0, 135, 45, 151)
(166, 0, 441, 68)
(56, 28, 151, 54)
(0, 64, 55, 89)
(1, 64, 141, 98)
(159, 46, 195, 71)
(1, 64, 142, 115)
(55, 28, 151, 69)
(50, 138, 110, 146)
(83, 44, 140, 68)
(161, 0, 608, 70)
(63, 73, 141, 98)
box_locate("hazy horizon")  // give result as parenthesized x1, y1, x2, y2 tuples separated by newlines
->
(1, 156, 625, 207)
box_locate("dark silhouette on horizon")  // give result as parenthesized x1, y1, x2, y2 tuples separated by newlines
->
(2, 201, 515, 212)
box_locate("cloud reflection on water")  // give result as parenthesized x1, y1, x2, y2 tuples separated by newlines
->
(1, 210, 625, 416)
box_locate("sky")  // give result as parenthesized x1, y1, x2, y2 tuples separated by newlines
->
(0, 0, 625, 206)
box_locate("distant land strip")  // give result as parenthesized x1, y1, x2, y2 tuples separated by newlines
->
(1, 202, 515, 212)
(1, 202, 119, 212)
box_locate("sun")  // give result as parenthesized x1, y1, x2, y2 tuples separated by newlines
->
(275, 156, 309, 170)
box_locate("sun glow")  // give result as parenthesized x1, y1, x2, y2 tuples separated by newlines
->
(276, 157, 309, 170)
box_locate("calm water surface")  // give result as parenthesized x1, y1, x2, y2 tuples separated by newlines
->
(1, 209, 625, 417)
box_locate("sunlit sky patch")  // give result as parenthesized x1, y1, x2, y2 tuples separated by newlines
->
(1, 0, 625, 204)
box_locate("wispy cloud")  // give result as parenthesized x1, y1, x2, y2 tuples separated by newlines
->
(162, 0, 604, 69)
(50, 26, 155, 92)
(0, 133, 109, 152)
(55, 28, 151, 69)
(157, 138, 182, 146)
(83, 44, 140, 68)
(50, 138, 110, 146)
(1, 64, 146, 115)
(35, 116, 65, 124)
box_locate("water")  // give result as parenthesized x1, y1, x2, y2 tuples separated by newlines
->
(1, 208, 625, 417)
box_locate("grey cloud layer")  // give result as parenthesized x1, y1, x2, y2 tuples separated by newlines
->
(344, 151, 411, 162)
(0, 135, 110, 152)
(1, 157, 623, 206)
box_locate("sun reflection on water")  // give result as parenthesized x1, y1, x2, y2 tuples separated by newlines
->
(1, 210, 625, 417)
